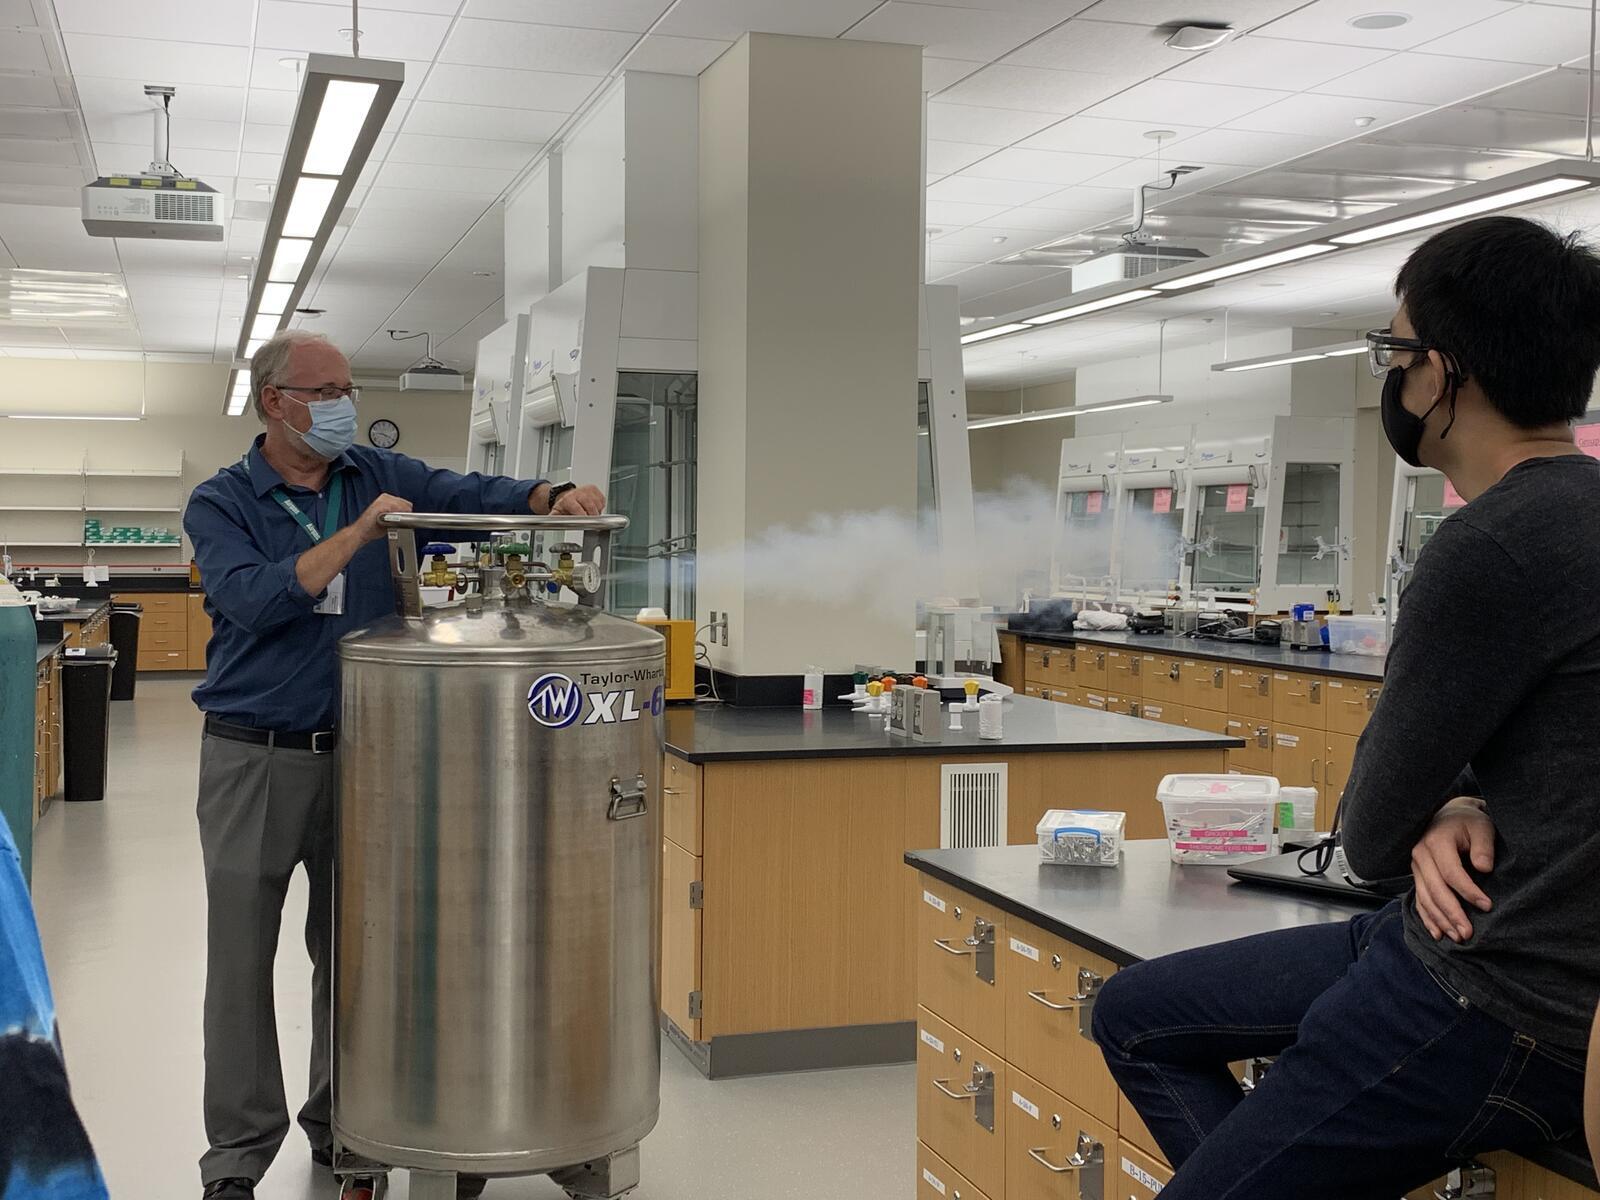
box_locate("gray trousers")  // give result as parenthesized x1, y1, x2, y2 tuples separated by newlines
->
(196, 730, 336, 1185)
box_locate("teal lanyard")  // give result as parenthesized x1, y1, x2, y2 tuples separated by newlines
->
(271, 471, 344, 545)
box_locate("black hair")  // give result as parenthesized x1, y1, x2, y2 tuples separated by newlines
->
(1394, 214, 1600, 427)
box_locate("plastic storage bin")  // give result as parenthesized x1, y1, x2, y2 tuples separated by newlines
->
(1326, 614, 1388, 657)
(1036, 809, 1124, 867)
(1158, 774, 1279, 865)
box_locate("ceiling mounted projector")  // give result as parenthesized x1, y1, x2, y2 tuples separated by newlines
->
(399, 363, 466, 392)
(81, 86, 224, 242)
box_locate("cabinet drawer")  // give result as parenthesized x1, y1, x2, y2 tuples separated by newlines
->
(1072, 646, 1108, 692)
(144, 611, 187, 635)
(1117, 1139, 1174, 1199)
(1325, 678, 1382, 737)
(917, 879, 1008, 1055)
(1006, 1068, 1116, 1200)
(661, 839, 702, 1041)
(1105, 649, 1142, 695)
(1024, 684, 1048, 700)
(917, 1007, 1007, 1200)
(1226, 667, 1273, 720)
(1271, 724, 1322, 792)
(663, 752, 702, 854)
(1272, 672, 1327, 730)
(1136, 700, 1179, 727)
(1225, 718, 1274, 774)
(1080, 691, 1107, 713)
(1140, 654, 1185, 706)
(119, 592, 185, 615)
(1181, 659, 1228, 712)
(1183, 706, 1230, 736)
(1049, 687, 1078, 707)
(1322, 731, 1360, 832)
(917, 1142, 991, 1200)
(1003, 921, 1120, 1126)
(1106, 692, 1140, 719)
(137, 649, 187, 671)
(1118, 1092, 1164, 1165)
(141, 630, 188, 654)
(1024, 643, 1073, 690)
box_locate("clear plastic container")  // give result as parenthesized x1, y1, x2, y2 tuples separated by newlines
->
(1036, 809, 1124, 868)
(1276, 785, 1318, 839)
(1158, 774, 1279, 865)
(1326, 614, 1388, 657)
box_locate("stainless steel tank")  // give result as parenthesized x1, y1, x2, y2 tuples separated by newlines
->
(333, 514, 663, 1197)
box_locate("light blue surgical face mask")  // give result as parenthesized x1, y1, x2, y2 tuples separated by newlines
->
(282, 392, 358, 460)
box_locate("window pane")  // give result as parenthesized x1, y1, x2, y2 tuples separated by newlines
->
(1276, 463, 1340, 587)
(1120, 488, 1184, 593)
(1193, 484, 1262, 590)
(606, 372, 697, 620)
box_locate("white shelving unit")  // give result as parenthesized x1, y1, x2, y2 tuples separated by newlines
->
(0, 453, 188, 563)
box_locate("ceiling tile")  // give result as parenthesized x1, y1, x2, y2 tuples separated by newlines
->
(1086, 158, 1251, 192)
(86, 111, 239, 153)
(64, 34, 252, 87)
(1004, 18, 1187, 77)
(978, 205, 1105, 233)
(655, 0, 878, 39)
(1422, 3, 1594, 66)
(419, 63, 602, 111)
(620, 33, 731, 75)
(924, 199, 1016, 228)
(1165, 34, 1389, 89)
(1021, 116, 1205, 156)
(401, 102, 568, 144)
(75, 77, 247, 128)
(962, 147, 1127, 185)
(1482, 67, 1595, 117)
(938, 64, 1128, 115)
(242, 88, 299, 126)
(1158, 126, 1322, 167)
(0, 110, 78, 141)
(55, 0, 255, 45)
(844, 2, 1066, 62)
(386, 132, 542, 171)
(1396, 104, 1586, 158)
(249, 49, 428, 99)
(294, 0, 463, 12)
(1075, 0, 1307, 30)
(927, 140, 995, 176)
(0, 162, 88, 188)
(924, 57, 985, 92)
(926, 174, 1062, 207)
(354, 186, 496, 228)
(1085, 78, 1290, 126)
(257, 0, 453, 60)
(926, 101, 1060, 146)
(1257, 0, 1520, 50)
(461, 0, 669, 30)
(440, 18, 637, 75)
(1228, 92, 1429, 138)
(0, 75, 62, 107)
(1030, 183, 1135, 213)
(1314, 53, 1548, 107)
(0, 139, 83, 167)
(0, 28, 51, 71)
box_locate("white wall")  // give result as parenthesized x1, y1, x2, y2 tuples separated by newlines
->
(0, 359, 472, 569)
(967, 379, 1075, 497)
(1074, 330, 1292, 436)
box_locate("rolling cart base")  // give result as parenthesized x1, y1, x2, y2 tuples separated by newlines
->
(333, 1143, 641, 1200)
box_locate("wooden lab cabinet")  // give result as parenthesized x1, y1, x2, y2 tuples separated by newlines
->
(112, 590, 212, 672)
(660, 752, 704, 1042)
(1274, 725, 1364, 830)
(1325, 677, 1381, 737)
(34, 651, 62, 823)
(187, 593, 211, 671)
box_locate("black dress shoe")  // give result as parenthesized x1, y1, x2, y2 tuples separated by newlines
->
(311, 1145, 334, 1169)
(202, 1180, 254, 1200)
(457, 1176, 487, 1199)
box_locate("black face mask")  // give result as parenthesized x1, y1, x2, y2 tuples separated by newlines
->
(1380, 363, 1456, 469)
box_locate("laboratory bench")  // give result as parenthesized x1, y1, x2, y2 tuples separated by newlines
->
(32, 638, 63, 829)
(655, 697, 1241, 1079)
(1002, 628, 1386, 830)
(903, 841, 1597, 1200)
(32, 599, 111, 651)
(19, 573, 209, 672)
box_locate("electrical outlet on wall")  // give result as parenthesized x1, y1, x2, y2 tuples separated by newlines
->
(720, 614, 729, 646)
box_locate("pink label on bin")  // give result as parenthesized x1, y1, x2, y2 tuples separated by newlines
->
(1225, 483, 1248, 513)
(1086, 490, 1104, 515)
(1175, 841, 1269, 853)
(1182, 828, 1251, 839)
(1153, 488, 1173, 514)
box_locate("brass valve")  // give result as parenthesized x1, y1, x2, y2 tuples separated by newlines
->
(420, 552, 456, 589)
(549, 542, 600, 595)
(501, 553, 528, 591)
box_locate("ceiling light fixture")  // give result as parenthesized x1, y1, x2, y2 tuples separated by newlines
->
(226, 52, 402, 414)
(959, 159, 1600, 348)
(225, 367, 252, 417)
(1349, 13, 1410, 30)
(968, 394, 1173, 431)
(960, 322, 1030, 345)
(1165, 24, 1233, 51)
(1211, 340, 1367, 372)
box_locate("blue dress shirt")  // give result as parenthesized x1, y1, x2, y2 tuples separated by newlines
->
(184, 435, 542, 730)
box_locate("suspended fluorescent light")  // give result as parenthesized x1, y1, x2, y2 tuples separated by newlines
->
(1152, 242, 1336, 291)
(1211, 340, 1367, 372)
(231, 53, 403, 398)
(301, 80, 380, 175)
(1329, 175, 1592, 246)
(7, 413, 141, 421)
(968, 394, 1172, 430)
(960, 323, 1029, 345)
(1024, 289, 1160, 326)
(223, 366, 252, 416)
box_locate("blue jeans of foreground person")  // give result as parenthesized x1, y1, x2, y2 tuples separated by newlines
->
(1092, 903, 1585, 1199)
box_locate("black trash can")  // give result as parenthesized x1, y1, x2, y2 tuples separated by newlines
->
(62, 646, 117, 803)
(109, 603, 142, 701)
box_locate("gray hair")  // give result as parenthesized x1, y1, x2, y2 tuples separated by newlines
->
(250, 329, 335, 421)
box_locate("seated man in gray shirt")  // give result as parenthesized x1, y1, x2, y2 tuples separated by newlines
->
(1093, 214, 1600, 1198)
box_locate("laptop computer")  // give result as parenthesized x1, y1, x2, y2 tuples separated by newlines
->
(1227, 849, 1402, 903)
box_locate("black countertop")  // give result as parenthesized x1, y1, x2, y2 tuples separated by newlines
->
(33, 599, 111, 642)
(663, 694, 1243, 764)
(905, 841, 1596, 1190)
(36, 638, 62, 666)
(1019, 628, 1386, 682)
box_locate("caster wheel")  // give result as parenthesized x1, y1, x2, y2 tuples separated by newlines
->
(339, 1175, 388, 1200)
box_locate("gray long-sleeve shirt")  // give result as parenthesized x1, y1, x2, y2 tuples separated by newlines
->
(1341, 453, 1600, 1049)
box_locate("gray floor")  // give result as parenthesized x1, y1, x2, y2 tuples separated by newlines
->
(32, 678, 915, 1199)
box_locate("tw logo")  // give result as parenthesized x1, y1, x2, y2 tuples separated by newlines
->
(526, 673, 583, 729)
(582, 686, 664, 725)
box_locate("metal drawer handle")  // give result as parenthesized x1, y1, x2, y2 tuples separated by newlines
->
(932, 1079, 973, 1102)
(1029, 1132, 1103, 1178)
(934, 938, 976, 957)
(1028, 1147, 1074, 1174)
(662, 788, 683, 795)
(1026, 989, 1084, 1012)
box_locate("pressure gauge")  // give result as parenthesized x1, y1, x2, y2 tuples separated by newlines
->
(368, 418, 400, 449)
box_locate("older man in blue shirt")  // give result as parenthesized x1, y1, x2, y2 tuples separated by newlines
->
(183, 329, 604, 1200)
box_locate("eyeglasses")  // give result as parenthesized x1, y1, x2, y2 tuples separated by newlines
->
(277, 384, 361, 404)
(1364, 328, 1432, 379)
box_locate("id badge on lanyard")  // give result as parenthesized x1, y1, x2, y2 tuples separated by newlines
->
(273, 472, 346, 615)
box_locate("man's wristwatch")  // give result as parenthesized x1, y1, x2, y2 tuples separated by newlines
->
(544, 481, 577, 512)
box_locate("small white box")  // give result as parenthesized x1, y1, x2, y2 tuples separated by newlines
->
(1036, 809, 1124, 867)
(1158, 774, 1279, 865)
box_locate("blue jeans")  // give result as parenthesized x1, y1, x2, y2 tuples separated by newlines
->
(1092, 902, 1586, 1199)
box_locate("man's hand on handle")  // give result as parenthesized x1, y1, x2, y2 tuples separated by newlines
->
(295, 493, 412, 598)
(355, 493, 414, 542)
(1411, 797, 1496, 944)
(531, 482, 607, 516)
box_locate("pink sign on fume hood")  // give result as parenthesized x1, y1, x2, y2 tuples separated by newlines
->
(1086, 491, 1104, 515)
(1153, 488, 1173, 514)
(1225, 484, 1248, 513)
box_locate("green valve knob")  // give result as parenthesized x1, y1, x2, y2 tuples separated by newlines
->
(494, 542, 533, 557)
